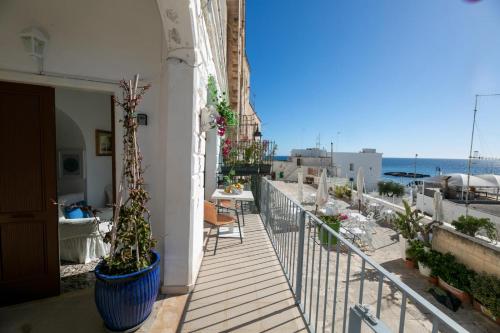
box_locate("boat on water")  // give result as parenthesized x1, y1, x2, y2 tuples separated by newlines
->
(384, 171, 430, 178)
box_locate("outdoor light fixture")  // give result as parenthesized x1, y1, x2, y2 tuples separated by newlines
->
(253, 127, 262, 141)
(20, 27, 49, 73)
(200, 105, 219, 132)
(137, 113, 148, 126)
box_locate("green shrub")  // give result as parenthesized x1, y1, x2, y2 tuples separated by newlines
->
(406, 240, 429, 263)
(334, 185, 351, 199)
(427, 251, 475, 293)
(470, 273, 500, 317)
(377, 181, 405, 197)
(452, 215, 497, 241)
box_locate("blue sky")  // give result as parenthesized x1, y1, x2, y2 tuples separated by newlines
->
(246, 0, 500, 158)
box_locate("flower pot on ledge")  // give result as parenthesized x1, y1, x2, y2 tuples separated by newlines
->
(473, 298, 500, 325)
(438, 277, 471, 305)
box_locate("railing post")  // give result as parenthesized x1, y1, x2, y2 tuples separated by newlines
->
(264, 179, 271, 227)
(295, 209, 306, 304)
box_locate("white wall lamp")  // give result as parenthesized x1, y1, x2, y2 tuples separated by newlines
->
(20, 27, 49, 74)
(200, 105, 219, 133)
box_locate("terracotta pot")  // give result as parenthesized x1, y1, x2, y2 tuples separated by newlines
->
(438, 277, 471, 304)
(473, 299, 500, 325)
(404, 259, 416, 269)
(428, 276, 438, 285)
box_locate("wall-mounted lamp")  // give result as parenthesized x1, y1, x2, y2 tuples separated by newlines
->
(20, 27, 49, 73)
(200, 105, 219, 132)
(253, 128, 262, 141)
(137, 113, 148, 126)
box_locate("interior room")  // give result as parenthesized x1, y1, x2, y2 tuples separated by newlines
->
(54, 87, 114, 292)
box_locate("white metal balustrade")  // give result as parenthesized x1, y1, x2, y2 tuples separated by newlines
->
(259, 178, 468, 333)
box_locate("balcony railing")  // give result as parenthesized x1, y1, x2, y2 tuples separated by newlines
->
(259, 178, 468, 333)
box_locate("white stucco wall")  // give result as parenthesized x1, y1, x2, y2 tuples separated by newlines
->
(332, 152, 382, 191)
(0, 0, 226, 293)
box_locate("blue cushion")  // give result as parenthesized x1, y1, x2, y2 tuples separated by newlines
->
(65, 207, 85, 219)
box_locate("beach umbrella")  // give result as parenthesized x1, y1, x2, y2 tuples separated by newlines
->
(297, 167, 304, 204)
(356, 167, 365, 212)
(315, 169, 329, 212)
(433, 191, 443, 222)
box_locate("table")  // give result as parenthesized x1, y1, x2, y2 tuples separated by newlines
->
(211, 189, 254, 238)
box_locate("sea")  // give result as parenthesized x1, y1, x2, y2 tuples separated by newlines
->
(274, 156, 500, 185)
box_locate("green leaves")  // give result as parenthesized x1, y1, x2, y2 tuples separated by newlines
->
(394, 200, 422, 239)
(452, 215, 498, 241)
(377, 181, 405, 197)
(103, 78, 155, 275)
(471, 273, 500, 317)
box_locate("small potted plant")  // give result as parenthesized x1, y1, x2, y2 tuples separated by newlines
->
(94, 76, 159, 332)
(318, 214, 348, 246)
(406, 240, 428, 273)
(470, 273, 500, 324)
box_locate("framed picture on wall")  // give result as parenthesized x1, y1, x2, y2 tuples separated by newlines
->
(58, 149, 85, 179)
(95, 129, 112, 156)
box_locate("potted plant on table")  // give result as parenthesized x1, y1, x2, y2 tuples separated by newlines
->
(94, 75, 159, 332)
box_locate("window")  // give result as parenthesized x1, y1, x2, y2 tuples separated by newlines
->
(349, 163, 354, 171)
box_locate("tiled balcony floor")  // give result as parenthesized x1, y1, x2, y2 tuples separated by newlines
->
(179, 213, 308, 333)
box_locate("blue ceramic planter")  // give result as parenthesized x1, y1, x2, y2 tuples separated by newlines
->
(94, 251, 160, 332)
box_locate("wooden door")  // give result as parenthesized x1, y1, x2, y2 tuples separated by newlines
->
(0, 81, 59, 305)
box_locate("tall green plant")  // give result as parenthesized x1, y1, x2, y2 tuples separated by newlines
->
(394, 200, 422, 239)
(103, 75, 156, 275)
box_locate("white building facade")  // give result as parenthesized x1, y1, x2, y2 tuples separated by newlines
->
(274, 148, 382, 191)
(0, 0, 227, 299)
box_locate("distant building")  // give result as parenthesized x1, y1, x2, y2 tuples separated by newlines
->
(274, 148, 383, 191)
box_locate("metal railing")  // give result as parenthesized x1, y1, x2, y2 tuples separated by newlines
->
(259, 178, 468, 333)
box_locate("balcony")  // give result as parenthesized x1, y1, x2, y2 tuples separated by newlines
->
(180, 179, 493, 333)
(1, 180, 494, 332)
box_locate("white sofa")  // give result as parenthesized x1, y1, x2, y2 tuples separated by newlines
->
(58, 193, 111, 263)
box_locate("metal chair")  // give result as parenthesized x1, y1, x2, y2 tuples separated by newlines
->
(204, 201, 242, 255)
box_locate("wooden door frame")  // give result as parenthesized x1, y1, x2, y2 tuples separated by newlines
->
(0, 75, 119, 298)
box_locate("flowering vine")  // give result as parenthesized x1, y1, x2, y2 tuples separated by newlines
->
(207, 75, 237, 137)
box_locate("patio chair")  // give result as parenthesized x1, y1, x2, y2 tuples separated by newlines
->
(204, 201, 242, 255)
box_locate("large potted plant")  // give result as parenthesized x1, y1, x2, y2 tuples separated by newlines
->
(94, 75, 159, 332)
(394, 200, 420, 260)
(431, 252, 475, 304)
(470, 273, 500, 324)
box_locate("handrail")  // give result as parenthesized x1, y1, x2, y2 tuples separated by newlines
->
(261, 177, 468, 333)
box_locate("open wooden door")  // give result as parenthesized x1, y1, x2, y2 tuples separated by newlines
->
(0, 81, 59, 305)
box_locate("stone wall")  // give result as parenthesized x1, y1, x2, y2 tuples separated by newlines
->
(432, 226, 500, 278)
